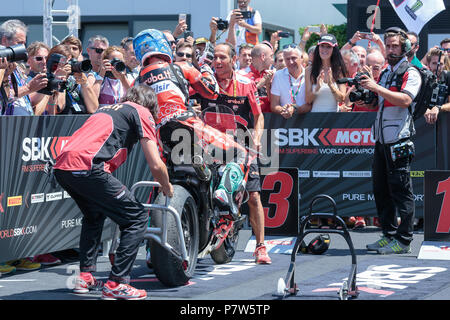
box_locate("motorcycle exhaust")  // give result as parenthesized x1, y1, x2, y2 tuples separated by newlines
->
(192, 154, 211, 181)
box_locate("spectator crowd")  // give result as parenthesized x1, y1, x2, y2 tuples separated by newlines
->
(1, 0, 450, 277)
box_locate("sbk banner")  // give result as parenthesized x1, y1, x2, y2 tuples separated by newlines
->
(264, 112, 435, 220)
(0, 115, 153, 262)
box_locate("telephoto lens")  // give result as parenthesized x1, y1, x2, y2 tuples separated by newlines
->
(0, 44, 28, 62)
(110, 58, 126, 72)
(69, 58, 92, 73)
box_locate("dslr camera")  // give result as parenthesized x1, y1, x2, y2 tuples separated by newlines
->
(0, 44, 28, 62)
(216, 18, 229, 31)
(105, 57, 126, 78)
(337, 72, 376, 104)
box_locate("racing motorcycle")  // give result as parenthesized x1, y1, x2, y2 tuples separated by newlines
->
(110, 105, 259, 287)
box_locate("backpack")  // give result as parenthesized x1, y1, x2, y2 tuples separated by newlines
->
(385, 60, 437, 121)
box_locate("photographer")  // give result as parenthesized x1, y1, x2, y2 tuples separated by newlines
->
(94, 46, 130, 107)
(424, 48, 450, 124)
(226, 0, 262, 49)
(1, 19, 47, 116)
(44, 44, 98, 115)
(358, 27, 422, 255)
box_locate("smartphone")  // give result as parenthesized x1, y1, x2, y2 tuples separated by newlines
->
(240, 10, 253, 19)
(178, 13, 186, 23)
(278, 32, 291, 38)
(308, 26, 321, 33)
(360, 32, 373, 40)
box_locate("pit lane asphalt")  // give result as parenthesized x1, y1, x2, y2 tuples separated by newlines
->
(0, 228, 448, 301)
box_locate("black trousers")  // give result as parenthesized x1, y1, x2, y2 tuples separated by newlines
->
(372, 141, 415, 245)
(55, 168, 148, 284)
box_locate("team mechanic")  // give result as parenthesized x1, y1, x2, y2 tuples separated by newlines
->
(53, 85, 173, 300)
(358, 27, 421, 254)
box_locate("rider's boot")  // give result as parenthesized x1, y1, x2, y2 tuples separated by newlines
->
(213, 162, 245, 219)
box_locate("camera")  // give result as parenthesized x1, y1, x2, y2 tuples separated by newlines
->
(110, 58, 126, 72)
(430, 81, 448, 107)
(337, 72, 377, 104)
(216, 18, 229, 31)
(0, 44, 28, 62)
(37, 53, 69, 95)
(68, 58, 92, 74)
(184, 31, 194, 39)
(240, 10, 254, 19)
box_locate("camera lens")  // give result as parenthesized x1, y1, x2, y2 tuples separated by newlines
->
(0, 44, 28, 62)
(110, 58, 126, 72)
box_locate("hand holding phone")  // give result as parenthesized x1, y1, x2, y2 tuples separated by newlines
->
(308, 26, 321, 34)
(179, 13, 186, 23)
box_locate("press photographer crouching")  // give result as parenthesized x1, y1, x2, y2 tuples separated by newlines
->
(423, 47, 450, 124)
(350, 27, 422, 255)
(40, 44, 98, 115)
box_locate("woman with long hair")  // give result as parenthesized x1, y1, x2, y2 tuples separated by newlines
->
(305, 34, 348, 112)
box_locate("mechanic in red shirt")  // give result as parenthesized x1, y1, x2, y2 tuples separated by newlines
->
(54, 85, 173, 300)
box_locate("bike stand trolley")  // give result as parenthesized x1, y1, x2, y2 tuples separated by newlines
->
(108, 181, 189, 269)
(276, 194, 359, 300)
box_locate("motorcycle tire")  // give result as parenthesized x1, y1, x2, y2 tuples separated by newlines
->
(210, 223, 239, 264)
(149, 185, 199, 287)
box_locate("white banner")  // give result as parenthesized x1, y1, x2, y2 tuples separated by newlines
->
(389, 0, 446, 34)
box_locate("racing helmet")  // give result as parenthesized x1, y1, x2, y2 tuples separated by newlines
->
(300, 234, 331, 255)
(133, 29, 173, 65)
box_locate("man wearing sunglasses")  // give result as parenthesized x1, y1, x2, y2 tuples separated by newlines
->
(26, 41, 50, 115)
(86, 35, 109, 75)
(175, 42, 194, 64)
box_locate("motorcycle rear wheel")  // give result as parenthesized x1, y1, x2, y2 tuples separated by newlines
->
(149, 185, 199, 287)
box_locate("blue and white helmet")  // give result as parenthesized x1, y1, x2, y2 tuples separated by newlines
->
(133, 29, 173, 65)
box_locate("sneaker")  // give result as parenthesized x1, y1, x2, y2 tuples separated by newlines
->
(0, 264, 16, 275)
(354, 217, 366, 229)
(377, 239, 411, 255)
(254, 245, 272, 264)
(366, 236, 392, 251)
(102, 281, 147, 300)
(73, 273, 104, 294)
(33, 253, 61, 266)
(6, 258, 41, 271)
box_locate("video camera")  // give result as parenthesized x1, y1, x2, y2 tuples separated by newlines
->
(0, 44, 28, 62)
(216, 18, 229, 31)
(337, 72, 376, 104)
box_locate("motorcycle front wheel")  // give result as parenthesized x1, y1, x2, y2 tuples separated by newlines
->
(210, 222, 239, 264)
(149, 184, 199, 287)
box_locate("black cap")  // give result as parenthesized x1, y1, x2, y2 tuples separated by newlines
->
(317, 34, 337, 47)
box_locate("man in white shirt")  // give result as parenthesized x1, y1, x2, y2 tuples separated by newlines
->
(226, 0, 262, 50)
(270, 45, 311, 118)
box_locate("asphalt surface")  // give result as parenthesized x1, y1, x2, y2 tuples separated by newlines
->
(1, 226, 449, 304)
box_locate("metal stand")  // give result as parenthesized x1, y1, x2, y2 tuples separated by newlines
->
(108, 181, 189, 267)
(43, 0, 80, 47)
(276, 194, 359, 300)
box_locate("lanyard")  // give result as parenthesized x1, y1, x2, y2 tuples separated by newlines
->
(289, 73, 303, 103)
(219, 74, 237, 97)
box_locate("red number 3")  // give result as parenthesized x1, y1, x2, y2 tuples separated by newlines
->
(262, 171, 294, 228)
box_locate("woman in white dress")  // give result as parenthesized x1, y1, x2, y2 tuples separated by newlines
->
(305, 34, 348, 112)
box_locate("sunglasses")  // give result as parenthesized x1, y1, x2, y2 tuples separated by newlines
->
(282, 43, 298, 50)
(33, 56, 46, 62)
(176, 51, 192, 58)
(89, 47, 105, 54)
